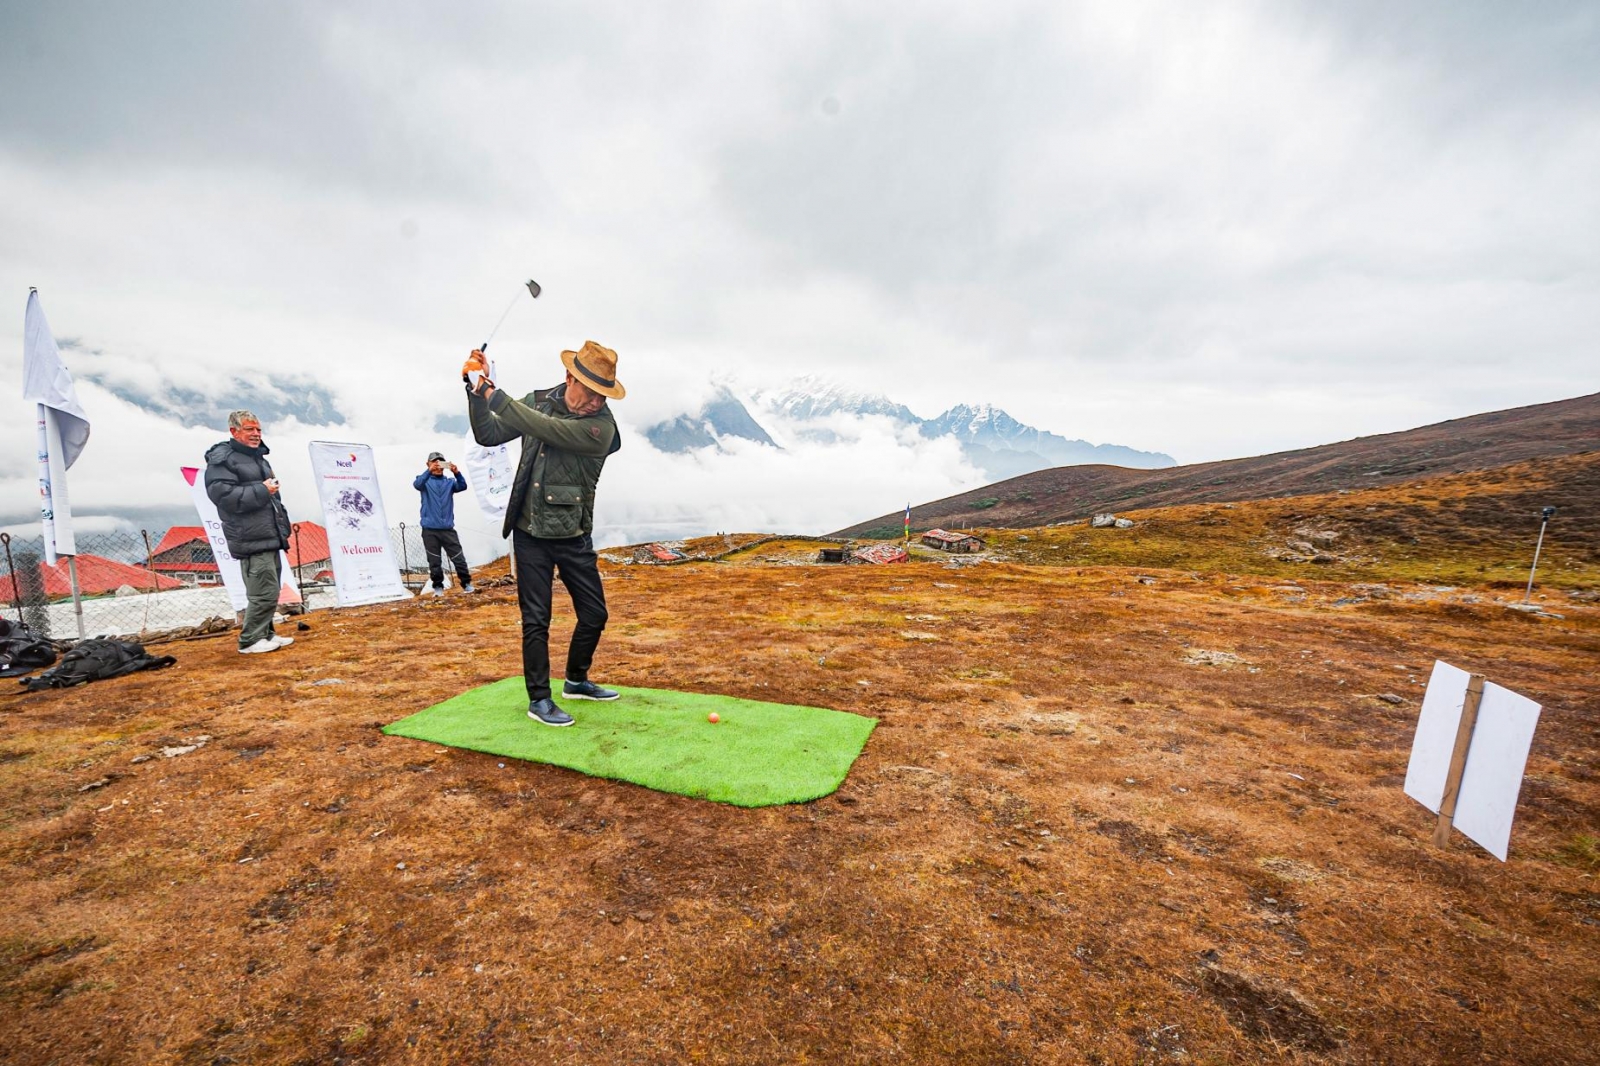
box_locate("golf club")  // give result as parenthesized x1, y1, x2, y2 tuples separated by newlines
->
(466, 279, 540, 387)
(482, 279, 541, 355)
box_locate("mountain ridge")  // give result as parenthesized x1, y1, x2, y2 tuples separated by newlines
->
(642, 376, 1175, 477)
(833, 390, 1600, 536)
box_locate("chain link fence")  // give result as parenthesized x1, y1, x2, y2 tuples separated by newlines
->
(0, 522, 452, 642)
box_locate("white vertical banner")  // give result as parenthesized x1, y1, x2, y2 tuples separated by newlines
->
(461, 431, 515, 519)
(35, 406, 68, 564)
(308, 442, 411, 606)
(181, 467, 297, 613)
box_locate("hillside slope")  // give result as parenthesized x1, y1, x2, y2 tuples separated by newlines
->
(3, 508, 1596, 1064)
(835, 390, 1599, 536)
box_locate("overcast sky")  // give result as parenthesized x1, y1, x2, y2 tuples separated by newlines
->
(3, 1, 1597, 543)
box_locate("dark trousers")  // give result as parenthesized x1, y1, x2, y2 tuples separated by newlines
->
(422, 527, 471, 588)
(512, 529, 608, 702)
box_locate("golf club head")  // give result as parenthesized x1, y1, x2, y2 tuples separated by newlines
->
(526, 279, 541, 299)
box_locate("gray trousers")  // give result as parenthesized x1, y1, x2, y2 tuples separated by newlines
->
(239, 551, 281, 648)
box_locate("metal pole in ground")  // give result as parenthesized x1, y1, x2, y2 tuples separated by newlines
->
(1523, 506, 1556, 603)
(292, 523, 308, 604)
(65, 556, 85, 639)
(142, 529, 156, 591)
(399, 522, 410, 587)
(0, 533, 21, 625)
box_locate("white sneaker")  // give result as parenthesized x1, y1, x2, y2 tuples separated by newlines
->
(269, 634, 295, 648)
(462, 584, 477, 594)
(421, 586, 444, 598)
(239, 639, 280, 654)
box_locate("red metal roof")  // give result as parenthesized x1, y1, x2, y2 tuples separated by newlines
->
(152, 522, 329, 567)
(288, 522, 330, 567)
(0, 554, 185, 600)
(852, 544, 909, 565)
(921, 528, 981, 544)
(151, 525, 207, 556)
(151, 561, 221, 573)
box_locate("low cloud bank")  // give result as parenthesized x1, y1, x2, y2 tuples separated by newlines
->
(0, 381, 990, 562)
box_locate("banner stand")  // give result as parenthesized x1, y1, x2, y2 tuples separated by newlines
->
(308, 442, 411, 607)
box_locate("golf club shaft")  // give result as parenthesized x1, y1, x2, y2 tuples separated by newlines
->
(480, 291, 524, 354)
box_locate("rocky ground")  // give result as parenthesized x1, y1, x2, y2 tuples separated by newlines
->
(1, 491, 1597, 1064)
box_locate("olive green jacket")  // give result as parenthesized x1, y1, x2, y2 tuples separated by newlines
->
(467, 383, 620, 539)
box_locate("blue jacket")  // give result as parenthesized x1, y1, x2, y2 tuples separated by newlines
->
(414, 469, 467, 529)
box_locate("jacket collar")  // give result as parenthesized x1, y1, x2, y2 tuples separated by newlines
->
(229, 438, 270, 458)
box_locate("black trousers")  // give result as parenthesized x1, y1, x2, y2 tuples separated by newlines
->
(422, 527, 472, 588)
(512, 529, 608, 702)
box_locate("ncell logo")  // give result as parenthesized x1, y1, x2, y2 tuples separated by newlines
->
(334, 452, 359, 469)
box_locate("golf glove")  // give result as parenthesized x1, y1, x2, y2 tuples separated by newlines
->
(462, 350, 495, 394)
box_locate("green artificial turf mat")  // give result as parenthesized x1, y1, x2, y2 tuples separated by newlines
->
(382, 679, 877, 807)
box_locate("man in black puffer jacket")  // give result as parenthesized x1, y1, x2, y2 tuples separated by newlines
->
(205, 409, 295, 655)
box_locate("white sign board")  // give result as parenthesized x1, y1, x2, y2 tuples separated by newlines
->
(308, 442, 411, 607)
(182, 466, 297, 613)
(1404, 660, 1542, 861)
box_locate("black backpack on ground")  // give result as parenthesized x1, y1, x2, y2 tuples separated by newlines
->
(0, 618, 59, 679)
(21, 637, 177, 691)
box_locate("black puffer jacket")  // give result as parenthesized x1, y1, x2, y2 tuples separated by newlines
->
(204, 439, 292, 557)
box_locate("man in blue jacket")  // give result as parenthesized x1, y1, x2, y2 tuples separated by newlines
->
(414, 451, 476, 596)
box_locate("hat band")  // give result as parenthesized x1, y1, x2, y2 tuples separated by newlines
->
(573, 356, 615, 390)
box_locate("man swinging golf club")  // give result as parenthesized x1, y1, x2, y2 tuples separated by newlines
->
(462, 340, 624, 726)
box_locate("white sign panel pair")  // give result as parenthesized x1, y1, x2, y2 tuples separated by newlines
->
(1404, 660, 1542, 862)
(180, 467, 298, 613)
(308, 442, 411, 607)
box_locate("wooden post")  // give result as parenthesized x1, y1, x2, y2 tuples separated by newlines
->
(1433, 673, 1487, 848)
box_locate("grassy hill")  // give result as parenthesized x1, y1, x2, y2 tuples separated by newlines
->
(836, 390, 1600, 537)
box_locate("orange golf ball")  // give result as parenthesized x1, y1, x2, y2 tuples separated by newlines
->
(708, 712, 720, 724)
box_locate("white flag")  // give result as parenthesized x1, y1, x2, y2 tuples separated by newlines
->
(22, 290, 90, 564)
(22, 290, 90, 467)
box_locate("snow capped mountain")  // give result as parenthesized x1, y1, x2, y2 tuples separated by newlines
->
(924, 402, 1030, 440)
(753, 375, 919, 424)
(641, 375, 1174, 476)
(642, 385, 777, 453)
(921, 402, 1173, 474)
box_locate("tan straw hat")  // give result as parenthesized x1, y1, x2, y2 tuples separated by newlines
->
(560, 340, 626, 399)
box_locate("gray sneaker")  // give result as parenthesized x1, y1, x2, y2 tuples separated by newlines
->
(562, 679, 619, 701)
(527, 698, 574, 727)
(461, 583, 478, 594)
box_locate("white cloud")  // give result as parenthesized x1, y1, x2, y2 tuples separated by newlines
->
(598, 413, 981, 546)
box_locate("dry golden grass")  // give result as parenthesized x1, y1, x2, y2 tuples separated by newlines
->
(1, 473, 1597, 1064)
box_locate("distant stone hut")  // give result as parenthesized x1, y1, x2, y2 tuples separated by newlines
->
(920, 528, 984, 553)
(634, 543, 686, 563)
